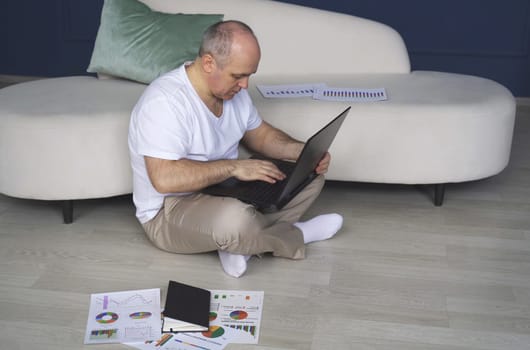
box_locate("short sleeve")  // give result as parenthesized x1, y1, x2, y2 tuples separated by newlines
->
(134, 95, 192, 161)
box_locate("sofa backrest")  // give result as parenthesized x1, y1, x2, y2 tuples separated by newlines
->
(140, 0, 411, 76)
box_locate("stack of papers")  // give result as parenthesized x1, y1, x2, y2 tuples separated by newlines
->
(257, 83, 387, 102)
(85, 287, 264, 350)
(127, 290, 264, 350)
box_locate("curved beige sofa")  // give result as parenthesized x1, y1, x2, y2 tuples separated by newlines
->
(0, 0, 516, 222)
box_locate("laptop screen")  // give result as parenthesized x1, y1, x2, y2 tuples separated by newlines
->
(279, 106, 350, 199)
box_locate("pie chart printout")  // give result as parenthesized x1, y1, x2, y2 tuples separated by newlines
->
(202, 325, 225, 338)
(229, 310, 248, 320)
(95, 312, 119, 324)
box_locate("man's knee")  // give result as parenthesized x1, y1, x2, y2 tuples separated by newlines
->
(211, 201, 263, 250)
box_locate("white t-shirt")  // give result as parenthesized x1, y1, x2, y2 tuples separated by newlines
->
(128, 64, 262, 223)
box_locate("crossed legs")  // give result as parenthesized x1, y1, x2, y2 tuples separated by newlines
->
(142, 175, 343, 277)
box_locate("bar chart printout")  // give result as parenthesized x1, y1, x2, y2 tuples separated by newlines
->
(257, 83, 387, 102)
(208, 290, 264, 344)
(314, 87, 387, 101)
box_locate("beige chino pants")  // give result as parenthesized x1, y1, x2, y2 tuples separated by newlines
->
(142, 175, 325, 260)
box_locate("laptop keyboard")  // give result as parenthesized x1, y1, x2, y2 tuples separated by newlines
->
(237, 160, 296, 202)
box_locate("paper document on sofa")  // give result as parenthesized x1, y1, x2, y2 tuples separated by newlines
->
(257, 83, 387, 102)
(257, 83, 326, 98)
(314, 86, 387, 102)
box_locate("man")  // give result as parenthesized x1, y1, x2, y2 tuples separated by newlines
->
(128, 20, 343, 277)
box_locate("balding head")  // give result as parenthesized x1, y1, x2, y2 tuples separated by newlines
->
(199, 20, 260, 68)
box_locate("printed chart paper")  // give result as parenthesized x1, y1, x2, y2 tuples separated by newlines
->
(314, 87, 387, 102)
(125, 328, 237, 350)
(126, 290, 264, 350)
(209, 290, 264, 344)
(257, 83, 326, 98)
(257, 83, 387, 102)
(84, 288, 162, 344)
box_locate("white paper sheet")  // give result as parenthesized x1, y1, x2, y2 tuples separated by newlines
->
(125, 328, 237, 350)
(257, 83, 387, 102)
(208, 290, 264, 344)
(257, 83, 326, 98)
(314, 87, 387, 102)
(84, 288, 162, 344)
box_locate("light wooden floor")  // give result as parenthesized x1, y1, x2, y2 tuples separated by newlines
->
(1, 104, 529, 350)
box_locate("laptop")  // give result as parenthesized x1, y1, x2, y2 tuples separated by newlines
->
(201, 106, 350, 212)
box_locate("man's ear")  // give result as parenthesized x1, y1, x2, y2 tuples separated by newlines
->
(201, 54, 216, 73)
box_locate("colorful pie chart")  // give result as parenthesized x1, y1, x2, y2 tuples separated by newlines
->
(129, 311, 152, 319)
(202, 326, 225, 338)
(95, 311, 119, 324)
(229, 310, 248, 320)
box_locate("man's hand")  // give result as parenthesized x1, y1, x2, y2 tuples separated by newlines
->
(242, 122, 332, 177)
(315, 152, 331, 175)
(231, 159, 286, 183)
(145, 155, 288, 194)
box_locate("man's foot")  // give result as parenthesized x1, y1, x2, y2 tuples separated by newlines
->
(217, 251, 251, 278)
(294, 213, 343, 244)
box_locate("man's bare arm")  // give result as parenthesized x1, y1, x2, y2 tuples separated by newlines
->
(243, 121, 332, 175)
(145, 157, 233, 193)
(242, 121, 304, 161)
(146, 121, 334, 194)
(145, 156, 287, 194)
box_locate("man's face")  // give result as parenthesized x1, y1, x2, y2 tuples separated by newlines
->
(207, 34, 260, 100)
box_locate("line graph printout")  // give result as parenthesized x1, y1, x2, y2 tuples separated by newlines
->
(84, 288, 162, 345)
(257, 83, 326, 98)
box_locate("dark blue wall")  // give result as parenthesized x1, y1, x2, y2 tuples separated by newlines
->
(1, 0, 529, 96)
(283, 0, 530, 97)
(0, 0, 103, 77)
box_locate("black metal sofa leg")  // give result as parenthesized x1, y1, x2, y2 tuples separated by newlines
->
(434, 184, 445, 206)
(63, 200, 73, 224)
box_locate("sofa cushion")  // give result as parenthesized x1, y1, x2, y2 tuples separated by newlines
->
(87, 0, 222, 84)
(249, 71, 515, 184)
(0, 77, 146, 200)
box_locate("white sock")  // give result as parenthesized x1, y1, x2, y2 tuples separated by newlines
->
(294, 213, 343, 244)
(217, 251, 251, 278)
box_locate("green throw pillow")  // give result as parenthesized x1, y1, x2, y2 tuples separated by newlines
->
(87, 0, 223, 84)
